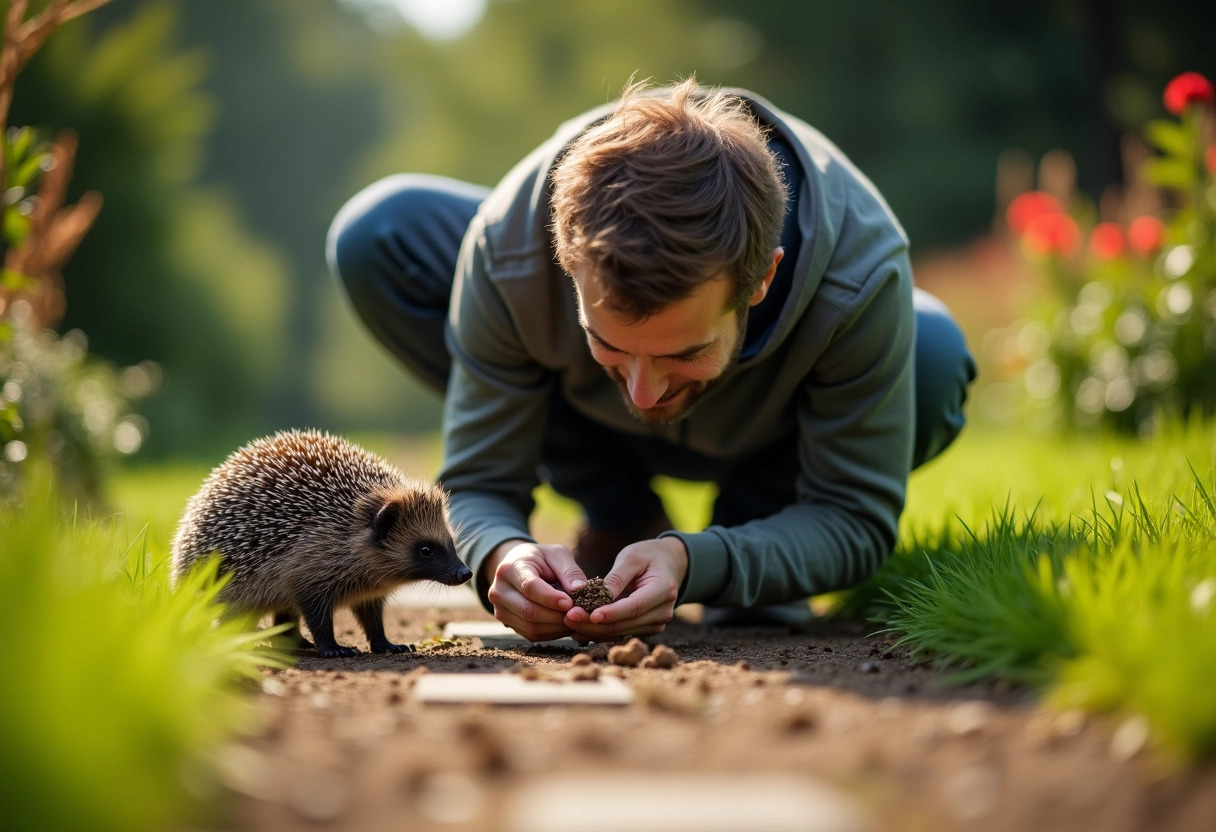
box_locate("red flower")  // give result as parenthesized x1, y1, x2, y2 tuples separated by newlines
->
(1089, 223, 1126, 260)
(1006, 191, 1063, 235)
(1128, 216, 1165, 255)
(1024, 212, 1081, 258)
(1163, 72, 1215, 115)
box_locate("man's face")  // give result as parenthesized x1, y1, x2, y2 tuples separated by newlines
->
(573, 271, 747, 425)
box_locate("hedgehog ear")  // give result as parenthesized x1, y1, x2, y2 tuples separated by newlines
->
(373, 500, 401, 542)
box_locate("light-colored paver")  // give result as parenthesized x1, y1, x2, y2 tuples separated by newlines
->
(442, 620, 581, 649)
(505, 773, 870, 832)
(413, 673, 634, 706)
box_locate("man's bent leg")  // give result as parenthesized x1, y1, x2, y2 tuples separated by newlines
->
(326, 174, 489, 394)
(912, 288, 977, 469)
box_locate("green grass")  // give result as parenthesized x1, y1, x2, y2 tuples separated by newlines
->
(839, 418, 1216, 759)
(0, 465, 289, 832)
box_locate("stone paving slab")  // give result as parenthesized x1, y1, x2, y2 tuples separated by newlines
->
(505, 773, 870, 832)
(413, 672, 634, 706)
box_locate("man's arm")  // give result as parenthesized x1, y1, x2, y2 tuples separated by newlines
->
(440, 220, 606, 641)
(438, 218, 555, 610)
(668, 253, 916, 607)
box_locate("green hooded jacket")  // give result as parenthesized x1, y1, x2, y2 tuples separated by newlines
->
(439, 89, 915, 611)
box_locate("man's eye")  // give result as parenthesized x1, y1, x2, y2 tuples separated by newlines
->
(589, 338, 620, 354)
(672, 352, 708, 364)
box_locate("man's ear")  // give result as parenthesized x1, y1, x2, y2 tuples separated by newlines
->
(748, 247, 784, 307)
(373, 500, 401, 541)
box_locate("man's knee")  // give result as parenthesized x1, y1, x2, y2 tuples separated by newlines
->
(326, 174, 440, 309)
(912, 289, 976, 467)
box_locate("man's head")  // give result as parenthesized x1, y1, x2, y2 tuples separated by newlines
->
(550, 77, 788, 423)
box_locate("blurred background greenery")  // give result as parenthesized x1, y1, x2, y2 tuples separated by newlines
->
(10, 0, 1216, 460)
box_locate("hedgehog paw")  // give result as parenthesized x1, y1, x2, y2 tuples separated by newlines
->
(371, 641, 415, 654)
(316, 645, 359, 658)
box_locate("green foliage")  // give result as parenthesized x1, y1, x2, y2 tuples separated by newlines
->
(0, 311, 157, 501)
(0, 469, 290, 832)
(839, 421, 1216, 758)
(10, 2, 289, 455)
(1, 126, 50, 255)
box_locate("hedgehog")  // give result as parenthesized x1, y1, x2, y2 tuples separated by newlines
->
(171, 429, 471, 658)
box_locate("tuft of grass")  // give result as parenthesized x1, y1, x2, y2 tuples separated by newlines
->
(877, 506, 1075, 685)
(0, 467, 290, 832)
(1048, 470, 1216, 758)
(840, 421, 1216, 759)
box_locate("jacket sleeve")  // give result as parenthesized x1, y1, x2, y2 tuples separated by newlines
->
(669, 252, 915, 607)
(437, 218, 554, 609)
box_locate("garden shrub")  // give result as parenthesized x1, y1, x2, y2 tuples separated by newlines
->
(1001, 72, 1215, 434)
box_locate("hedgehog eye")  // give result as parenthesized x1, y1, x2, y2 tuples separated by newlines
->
(418, 545, 433, 558)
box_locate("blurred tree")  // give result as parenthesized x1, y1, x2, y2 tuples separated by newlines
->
(8, 1, 289, 455)
(11, 0, 1213, 452)
(354, 0, 1216, 250)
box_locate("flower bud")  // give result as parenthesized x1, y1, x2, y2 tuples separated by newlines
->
(1163, 72, 1214, 116)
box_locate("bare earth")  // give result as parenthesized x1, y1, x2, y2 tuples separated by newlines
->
(218, 603, 1216, 832)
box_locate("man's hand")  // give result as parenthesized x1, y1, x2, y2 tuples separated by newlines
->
(485, 539, 588, 642)
(564, 536, 688, 638)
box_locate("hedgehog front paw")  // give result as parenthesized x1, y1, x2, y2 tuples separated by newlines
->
(370, 641, 415, 654)
(316, 644, 359, 658)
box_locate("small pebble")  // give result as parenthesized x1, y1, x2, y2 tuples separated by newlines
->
(877, 697, 903, 719)
(780, 710, 817, 734)
(947, 701, 992, 737)
(1054, 708, 1087, 738)
(608, 638, 648, 668)
(1110, 715, 1150, 761)
(262, 678, 287, 697)
(859, 661, 880, 674)
(650, 644, 680, 668)
(570, 652, 593, 666)
(570, 665, 601, 681)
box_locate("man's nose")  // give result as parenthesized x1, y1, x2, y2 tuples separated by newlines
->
(627, 361, 668, 409)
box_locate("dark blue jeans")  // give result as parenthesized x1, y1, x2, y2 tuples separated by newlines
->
(327, 174, 977, 532)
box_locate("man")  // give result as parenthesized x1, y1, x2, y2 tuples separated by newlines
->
(327, 79, 976, 642)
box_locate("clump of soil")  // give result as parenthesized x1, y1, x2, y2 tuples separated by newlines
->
(608, 638, 649, 667)
(649, 644, 680, 669)
(570, 577, 614, 612)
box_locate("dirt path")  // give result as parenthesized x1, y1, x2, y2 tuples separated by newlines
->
(219, 604, 1216, 832)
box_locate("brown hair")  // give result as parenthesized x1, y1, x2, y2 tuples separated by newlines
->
(549, 77, 788, 321)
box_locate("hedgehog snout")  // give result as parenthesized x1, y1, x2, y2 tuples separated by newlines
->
(405, 539, 471, 587)
(434, 543, 472, 587)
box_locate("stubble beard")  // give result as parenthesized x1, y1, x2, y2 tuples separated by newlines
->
(607, 307, 748, 426)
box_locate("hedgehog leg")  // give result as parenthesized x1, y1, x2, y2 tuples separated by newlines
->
(272, 610, 309, 650)
(353, 596, 415, 654)
(298, 594, 358, 658)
